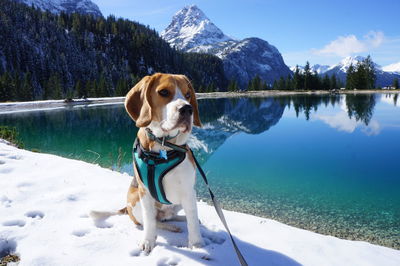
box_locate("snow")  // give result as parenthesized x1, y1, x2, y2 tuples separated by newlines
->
(382, 62, 400, 73)
(18, 0, 102, 16)
(290, 64, 330, 74)
(0, 97, 124, 114)
(1, 141, 399, 265)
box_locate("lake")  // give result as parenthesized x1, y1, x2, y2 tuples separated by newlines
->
(1, 93, 399, 249)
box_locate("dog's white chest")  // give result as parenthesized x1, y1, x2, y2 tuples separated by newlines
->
(162, 156, 196, 204)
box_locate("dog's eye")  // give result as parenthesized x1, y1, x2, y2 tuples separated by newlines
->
(185, 92, 191, 99)
(158, 89, 170, 97)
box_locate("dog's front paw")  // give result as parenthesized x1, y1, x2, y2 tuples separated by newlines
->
(139, 239, 155, 254)
(189, 239, 205, 249)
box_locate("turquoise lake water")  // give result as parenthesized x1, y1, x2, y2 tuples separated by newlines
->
(0, 93, 399, 249)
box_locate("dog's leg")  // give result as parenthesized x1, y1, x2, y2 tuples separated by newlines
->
(139, 192, 157, 253)
(181, 189, 204, 249)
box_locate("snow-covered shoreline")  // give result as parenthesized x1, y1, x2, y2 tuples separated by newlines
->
(1, 90, 399, 115)
(0, 141, 399, 265)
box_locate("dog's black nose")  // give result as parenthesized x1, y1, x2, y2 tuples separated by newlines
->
(179, 104, 193, 116)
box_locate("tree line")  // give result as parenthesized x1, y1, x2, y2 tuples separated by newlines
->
(0, 0, 227, 102)
(229, 56, 399, 92)
(227, 61, 344, 91)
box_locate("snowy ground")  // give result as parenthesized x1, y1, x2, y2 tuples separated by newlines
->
(0, 141, 399, 266)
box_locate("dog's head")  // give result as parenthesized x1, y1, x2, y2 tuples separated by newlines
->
(125, 73, 201, 138)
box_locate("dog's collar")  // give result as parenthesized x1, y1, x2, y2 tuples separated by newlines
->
(145, 128, 187, 153)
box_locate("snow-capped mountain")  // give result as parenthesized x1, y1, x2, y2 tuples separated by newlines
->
(327, 56, 374, 73)
(161, 5, 291, 89)
(17, 0, 102, 16)
(382, 62, 400, 74)
(323, 56, 400, 87)
(161, 5, 232, 51)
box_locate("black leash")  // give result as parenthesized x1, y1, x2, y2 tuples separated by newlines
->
(189, 148, 248, 266)
(145, 128, 248, 266)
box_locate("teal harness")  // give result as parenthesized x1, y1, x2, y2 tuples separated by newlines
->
(132, 134, 186, 205)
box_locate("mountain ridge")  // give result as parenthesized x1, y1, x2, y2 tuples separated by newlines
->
(16, 0, 102, 16)
(292, 56, 400, 87)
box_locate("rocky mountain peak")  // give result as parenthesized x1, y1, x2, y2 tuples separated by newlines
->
(161, 5, 232, 51)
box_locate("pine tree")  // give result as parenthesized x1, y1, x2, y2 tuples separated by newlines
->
(356, 61, 368, 89)
(346, 64, 356, 90)
(97, 76, 106, 97)
(272, 80, 278, 90)
(330, 74, 337, 90)
(364, 55, 376, 90)
(322, 75, 330, 90)
(252, 75, 262, 91)
(75, 80, 86, 98)
(0, 72, 15, 101)
(303, 61, 311, 90)
(285, 75, 293, 90)
(227, 80, 239, 92)
(19, 72, 33, 101)
(293, 66, 304, 90)
(278, 76, 285, 90)
(392, 77, 399, 90)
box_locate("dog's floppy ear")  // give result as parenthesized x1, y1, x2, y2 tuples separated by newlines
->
(125, 75, 154, 128)
(182, 76, 202, 127)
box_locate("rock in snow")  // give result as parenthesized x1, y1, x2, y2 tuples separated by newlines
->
(161, 5, 292, 89)
(1, 139, 400, 265)
(16, 0, 102, 16)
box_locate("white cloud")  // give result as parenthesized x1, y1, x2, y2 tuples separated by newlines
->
(314, 31, 385, 57)
(312, 97, 381, 136)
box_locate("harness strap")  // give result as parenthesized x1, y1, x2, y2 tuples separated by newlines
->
(189, 149, 248, 266)
(146, 128, 187, 153)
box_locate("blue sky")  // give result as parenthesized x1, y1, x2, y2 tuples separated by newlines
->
(92, 0, 400, 67)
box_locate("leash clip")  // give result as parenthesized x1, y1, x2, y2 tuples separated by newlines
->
(161, 137, 165, 147)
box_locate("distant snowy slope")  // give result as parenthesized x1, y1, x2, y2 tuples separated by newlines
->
(16, 0, 102, 16)
(161, 5, 232, 51)
(327, 56, 372, 73)
(291, 64, 330, 74)
(318, 56, 400, 87)
(382, 62, 400, 74)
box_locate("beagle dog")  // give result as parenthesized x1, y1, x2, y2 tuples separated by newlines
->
(124, 73, 204, 253)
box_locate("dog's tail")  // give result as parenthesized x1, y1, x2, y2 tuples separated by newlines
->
(89, 207, 128, 219)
